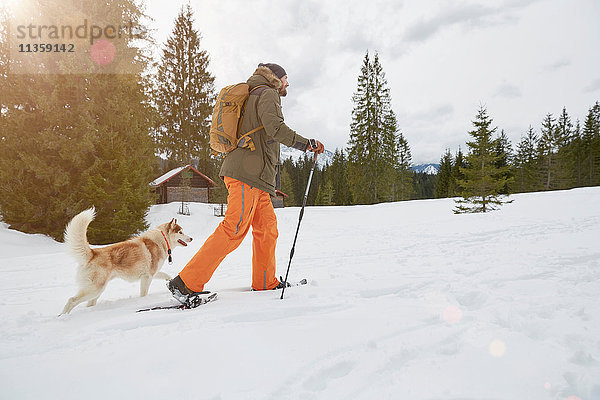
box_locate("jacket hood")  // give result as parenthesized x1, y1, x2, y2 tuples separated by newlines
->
(247, 66, 282, 91)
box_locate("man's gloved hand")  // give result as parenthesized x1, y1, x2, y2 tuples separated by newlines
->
(308, 139, 325, 154)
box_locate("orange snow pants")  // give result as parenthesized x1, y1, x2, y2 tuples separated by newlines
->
(179, 177, 280, 292)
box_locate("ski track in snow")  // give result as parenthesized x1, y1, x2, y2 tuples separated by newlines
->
(0, 188, 599, 399)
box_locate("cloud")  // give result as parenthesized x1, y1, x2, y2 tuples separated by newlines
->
(494, 83, 522, 98)
(583, 79, 600, 93)
(404, 4, 495, 43)
(544, 58, 571, 71)
(403, 0, 542, 43)
(403, 104, 455, 124)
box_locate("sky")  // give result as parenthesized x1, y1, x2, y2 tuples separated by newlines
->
(5, 0, 599, 164)
(142, 0, 600, 164)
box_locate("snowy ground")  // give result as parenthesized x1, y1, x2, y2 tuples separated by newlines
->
(0, 188, 599, 400)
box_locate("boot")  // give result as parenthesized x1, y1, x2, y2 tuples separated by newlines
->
(167, 275, 206, 304)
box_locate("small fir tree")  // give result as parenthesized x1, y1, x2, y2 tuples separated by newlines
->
(454, 106, 512, 213)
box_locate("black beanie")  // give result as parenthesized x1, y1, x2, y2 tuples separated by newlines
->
(258, 63, 287, 79)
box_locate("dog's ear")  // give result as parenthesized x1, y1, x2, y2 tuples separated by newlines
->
(174, 218, 177, 225)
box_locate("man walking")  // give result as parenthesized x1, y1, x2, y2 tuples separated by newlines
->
(168, 63, 324, 301)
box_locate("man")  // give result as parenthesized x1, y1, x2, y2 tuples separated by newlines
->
(168, 63, 324, 301)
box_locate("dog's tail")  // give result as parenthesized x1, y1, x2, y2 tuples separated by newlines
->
(64, 207, 95, 264)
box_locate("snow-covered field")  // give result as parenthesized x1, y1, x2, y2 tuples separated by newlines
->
(1, 188, 599, 400)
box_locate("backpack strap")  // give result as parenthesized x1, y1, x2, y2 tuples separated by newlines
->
(249, 85, 269, 96)
(237, 85, 270, 151)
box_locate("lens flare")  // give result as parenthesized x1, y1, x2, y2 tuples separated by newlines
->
(90, 39, 116, 66)
(489, 339, 506, 357)
(443, 305, 463, 324)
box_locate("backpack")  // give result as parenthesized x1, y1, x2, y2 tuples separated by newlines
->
(209, 83, 267, 155)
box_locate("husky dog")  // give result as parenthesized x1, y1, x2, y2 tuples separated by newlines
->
(60, 207, 192, 315)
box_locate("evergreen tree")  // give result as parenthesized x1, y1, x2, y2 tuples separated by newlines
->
(555, 107, 575, 189)
(293, 153, 321, 206)
(538, 111, 572, 190)
(566, 120, 585, 187)
(153, 4, 216, 169)
(347, 51, 399, 204)
(282, 158, 300, 205)
(581, 103, 600, 186)
(495, 130, 513, 194)
(316, 173, 334, 206)
(451, 147, 466, 196)
(329, 149, 353, 205)
(0, 0, 155, 243)
(434, 149, 453, 198)
(412, 173, 437, 199)
(279, 166, 296, 207)
(455, 106, 512, 213)
(514, 126, 540, 193)
(394, 132, 414, 201)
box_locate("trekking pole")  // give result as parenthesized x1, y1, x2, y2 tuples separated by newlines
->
(281, 150, 318, 300)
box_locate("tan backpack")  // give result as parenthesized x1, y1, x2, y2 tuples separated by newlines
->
(209, 83, 267, 155)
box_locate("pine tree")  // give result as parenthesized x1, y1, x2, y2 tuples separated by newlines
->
(412, 173, 437, 199)
(451, 147, 466, 196)
(567, 120, 585, 187)
(347, 51, 399, 204)
(555, 107, 575, 189)
(495, 130, 513, 194)
(280, 167, 296, 207)
(514, 126, 540, 193)
(329, 149, 352, 205)
(0, 1, 155, 243)
(581, 103, 600, 186)
(538, 111, 572, 190)
(434, 149, 453, 198)
(394, 132, 414, 201)
(153, 4, 216, 168)
(455, 106, 512, 213)
(316, 175, 334, 206)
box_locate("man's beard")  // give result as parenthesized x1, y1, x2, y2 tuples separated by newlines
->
(279, 87, 287, 97)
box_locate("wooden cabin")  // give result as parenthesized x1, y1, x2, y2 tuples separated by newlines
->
(151, 165, 216, 204)
(272, 190, 288, 209)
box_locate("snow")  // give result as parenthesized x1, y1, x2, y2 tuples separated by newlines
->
(280, 145, 334, 168)
(1, 188, 599, 399)
(412, 163, 440, 174)
(150, 165, 187, 186)
(422, 164, 439, 175)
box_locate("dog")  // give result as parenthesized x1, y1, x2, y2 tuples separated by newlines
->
(60, 207, 192, 315)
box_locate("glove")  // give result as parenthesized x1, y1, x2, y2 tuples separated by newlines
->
(307, 139, 325, 154)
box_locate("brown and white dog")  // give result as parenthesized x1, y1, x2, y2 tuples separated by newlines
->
(60, 207, 192, 315)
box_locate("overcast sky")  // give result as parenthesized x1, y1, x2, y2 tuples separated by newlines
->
(145, 0, 600, 164)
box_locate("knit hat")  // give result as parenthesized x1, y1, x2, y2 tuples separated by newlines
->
(258, 63, 287, 79)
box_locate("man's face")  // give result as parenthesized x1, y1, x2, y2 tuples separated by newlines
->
(279, 75, 289, 97)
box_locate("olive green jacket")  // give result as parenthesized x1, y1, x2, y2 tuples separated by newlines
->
(219, 66, 309, 196)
